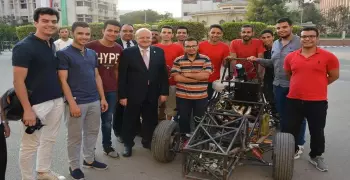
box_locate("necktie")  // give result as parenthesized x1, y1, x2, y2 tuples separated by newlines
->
(126, 40, 131, 48)
(142, 49, 149, 69)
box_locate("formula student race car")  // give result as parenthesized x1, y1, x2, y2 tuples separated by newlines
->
(151, 58, 294, 180)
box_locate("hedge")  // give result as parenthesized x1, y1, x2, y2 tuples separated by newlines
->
(15, 21, 303, 41)
(0, 24, 18, 41)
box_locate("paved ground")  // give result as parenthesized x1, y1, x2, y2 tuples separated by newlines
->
(1, 47, 350, 180)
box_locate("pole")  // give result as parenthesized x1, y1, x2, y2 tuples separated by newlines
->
(144, 11, 147, 24)
(60, 0, 68, 26)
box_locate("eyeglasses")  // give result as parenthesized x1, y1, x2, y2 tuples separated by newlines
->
(184, 45, 198, 49)
(301, 35, 317, 39)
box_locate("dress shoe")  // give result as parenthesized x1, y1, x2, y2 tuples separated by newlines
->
(122, 147, 132, 157)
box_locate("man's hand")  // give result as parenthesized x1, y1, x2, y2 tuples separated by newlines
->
(23, 109, 37, 126)
(69, 103, 81, 118)
(224, 56, 236, 62)
(182, 72, 192, 78)
(101, 99, 108, 113)
(247, 56, 258, 61)
(4, 123, 10, 138)
(159, 96, 167, 103)
(120, 98, 127, 106)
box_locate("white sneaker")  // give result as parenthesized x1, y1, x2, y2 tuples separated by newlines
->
(37, 171, 66, 180)
(294, 146, 304, 160)
(298, 145, 305, 152)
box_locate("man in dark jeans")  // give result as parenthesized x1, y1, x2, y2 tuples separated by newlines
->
(171, 37, 212, 139)
(284, 27, 339, 172)
(0, 98, 10, 180)
(260, 29, 277, 116)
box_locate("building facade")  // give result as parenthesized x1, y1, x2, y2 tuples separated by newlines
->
(320, 0, 350, 11)
(0, 0, 118, 26)
(182, 0, 247, 25)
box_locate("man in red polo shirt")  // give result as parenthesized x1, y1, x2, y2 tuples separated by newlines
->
(154, 25, 184, 120)
(199, 24, 230, 99)
(284, 27, 339, 172)
(230, 25, 265, 80)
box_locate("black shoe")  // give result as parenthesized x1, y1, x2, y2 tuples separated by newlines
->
(122, 147, 132, 157)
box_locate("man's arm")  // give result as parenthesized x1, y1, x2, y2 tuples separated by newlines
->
(285, 70, 292, 80)
(182, 72, 210, 81)
(327, 69, 339, 85)
(159, 51, 169, 96)
(58, 70, 76, 106)
(13, 67, 32, 112)
(95, 68, 106, 101)
(174, 73, 199, 83)
(118, 50, 128, 100)
(257, 53, 265, 79)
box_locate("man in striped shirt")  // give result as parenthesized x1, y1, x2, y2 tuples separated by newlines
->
(171, 37, 212, 137)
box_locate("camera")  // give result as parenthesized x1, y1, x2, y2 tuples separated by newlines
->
(24, 118, 44, 134)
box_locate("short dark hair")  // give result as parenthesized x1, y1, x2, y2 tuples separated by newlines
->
(301, 27, 319, 37)
(58, 27, 69, 33)
(151, 29, 159, 32)
(33, 7, 60, 22)
(260, 29, 274, 36)
(103, 20, 121, 29)
(72, 21, 90, 32)
(176, 26, 188, 34)
(277, 17, 293, 26)
(209, 24, 223, 32)
(161, 25, 173, 32)
(241, 24, 254, 32)
(121, 24, 134, 29)
(184, 36, 198, 45)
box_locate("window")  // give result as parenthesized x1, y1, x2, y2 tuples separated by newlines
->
(85, 2, 92, 7)
(76, 1, 83, 6)
(20, 0, 27, 9)
(219, 19, 225, 24)
(222, 7, 231, 10)
(183, 12, 189, 16)
(77, 18, 84, 21)
(183, 0, 197, 4)
(21, 16, 28, 23)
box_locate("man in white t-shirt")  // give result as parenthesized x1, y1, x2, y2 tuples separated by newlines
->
(54, 27, 73, 51)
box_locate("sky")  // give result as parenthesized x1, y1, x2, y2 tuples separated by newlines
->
(118, 0, 182, 17)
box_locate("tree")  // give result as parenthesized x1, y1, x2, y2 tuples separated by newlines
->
(322, 5, 350, 33)
(120, 9, 173, 24)
(246, 0, 291, 25)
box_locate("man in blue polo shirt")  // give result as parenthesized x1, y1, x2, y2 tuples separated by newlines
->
(12, 8, 66, 180)
(57, 22, 108, 180)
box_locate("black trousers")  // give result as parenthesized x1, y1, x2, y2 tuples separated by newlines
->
(207, 82, 214, 100)
(122, 99, 158, 148)
(263, 75, 277, 114)
(177, 97, 207, 134)
(0, 125, 7, 180)
(285, 98, 328, 158)
(113, 94, 141, 138)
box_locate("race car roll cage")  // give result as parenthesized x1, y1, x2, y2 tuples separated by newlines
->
(151, 58, 295, 180)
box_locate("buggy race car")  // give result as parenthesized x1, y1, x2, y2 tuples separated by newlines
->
(151, 58, 295, 180)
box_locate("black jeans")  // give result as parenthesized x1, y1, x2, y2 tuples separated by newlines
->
(207, 82, 214, 100)
(0, 125, 7, 180)
(177, 97, 207, 134)
(285, 98, 328, 158)
(263, 75, 277, 114)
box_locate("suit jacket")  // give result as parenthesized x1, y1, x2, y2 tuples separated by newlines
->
(118, 45, 169, 104)
(116, 38, 138, 49)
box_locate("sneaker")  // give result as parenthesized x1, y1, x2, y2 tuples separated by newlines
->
(298, 145, 304, 153)
(83, 160, 108, 170)
(69, 167, 85, 180)
(103, 146, 120, 158)
(37, 171, 66, 180)
(309, 156, 328, 172)
(294, 151, 301, 159)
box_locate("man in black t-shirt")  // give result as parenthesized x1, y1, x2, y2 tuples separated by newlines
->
(260, 30, 277, 116)
(12, 8, 65, 180)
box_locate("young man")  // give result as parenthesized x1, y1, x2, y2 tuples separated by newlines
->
(12, 7, 66, 180)
(175, 26, 188, 47)
(0, 97, 10, 180)
(230, 25, 265, 80)
(260, 29, 277, 116)
(250, 18, 307, 159)
(154, 26, 184, 120)
(57, 22, 109, 179)
(171, 37, 212, 138)
(85, 20, 122, 158)
(54, 27, 73, 51)
(118, 28, 169, 157)
(151, 29, 160, 45)
(284, 27, 339, 171)
(199, 24, 230, 99)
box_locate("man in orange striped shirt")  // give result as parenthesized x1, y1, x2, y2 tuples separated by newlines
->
(171, 37, 212, 137)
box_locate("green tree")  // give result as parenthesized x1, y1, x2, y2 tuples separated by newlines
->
(247, 0, 291, 25)
(120, 9, 173, 24)
(322, 5, 350, 33)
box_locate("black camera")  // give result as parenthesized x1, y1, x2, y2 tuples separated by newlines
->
(24, 118, 44, 134)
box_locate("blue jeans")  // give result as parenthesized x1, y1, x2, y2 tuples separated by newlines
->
(101, 92, 117, 148)
(273, 85, 306, 146)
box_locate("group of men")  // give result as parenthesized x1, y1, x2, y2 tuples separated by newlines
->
(0, 6, 339, 180)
